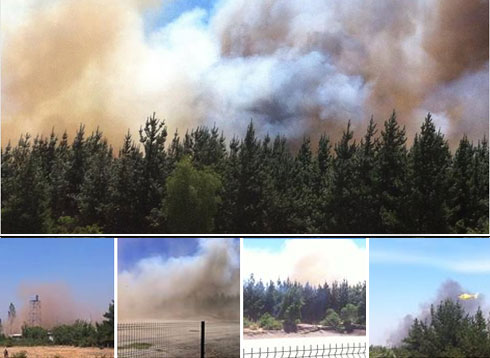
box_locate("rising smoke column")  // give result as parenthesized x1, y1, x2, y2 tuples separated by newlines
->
(388, 279, 488, 346)
(118, 238, 240, 321)
(2, 0, 488, 148)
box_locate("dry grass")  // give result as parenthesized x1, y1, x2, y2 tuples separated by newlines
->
(4, 346, 113, 358)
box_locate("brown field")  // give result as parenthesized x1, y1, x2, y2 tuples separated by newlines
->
(4, 346, 113, 358)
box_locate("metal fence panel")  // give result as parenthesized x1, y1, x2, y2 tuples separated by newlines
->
(243, 342, 367, 358)
(118, 322, 201, 358)
(118, 321, 240, 358)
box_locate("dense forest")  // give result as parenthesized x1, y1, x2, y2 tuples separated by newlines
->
(243, 274, 366, 333)
(370, 299, 490, 358)
(0, 302, 114, 348)
(2, 111, 488, 234)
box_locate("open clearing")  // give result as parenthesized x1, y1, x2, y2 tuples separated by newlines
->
(244, 325, 366, 339)
(4, 346, 113, 358)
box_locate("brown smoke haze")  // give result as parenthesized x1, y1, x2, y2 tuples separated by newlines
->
(2, 0, 488, 148)
(4, 282, 102, 334)
(118, 238, 239, 322)
(388, 280, 488, 347)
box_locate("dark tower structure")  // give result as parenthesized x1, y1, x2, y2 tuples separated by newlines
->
(28, 295, 42, 327)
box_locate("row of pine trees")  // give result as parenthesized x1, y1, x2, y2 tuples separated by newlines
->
(2, 111, 488, 233)
(243, 275, 366, 328)
(370, 300, 490, 358)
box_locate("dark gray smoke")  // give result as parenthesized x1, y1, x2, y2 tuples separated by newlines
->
(388, 280, 487, 346)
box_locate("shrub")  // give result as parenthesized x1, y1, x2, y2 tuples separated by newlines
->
(258, 313, 282, 330)
(340, 304, 358, 333)
(321, 309, 341, 331)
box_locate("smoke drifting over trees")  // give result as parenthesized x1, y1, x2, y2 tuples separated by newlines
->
(2, 0, 488, 147)
(388, 280, 488, 346)
(118, 238, 240, 321)
(2, 112, 488, 233)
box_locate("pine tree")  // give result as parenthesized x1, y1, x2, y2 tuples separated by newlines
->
(330, 122, 357, 232)
(375, 111, 408, 233)
(408, 114, 451, 233)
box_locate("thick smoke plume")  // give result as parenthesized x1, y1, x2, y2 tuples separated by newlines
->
(118, 238, 240, 322)
(2, 0, 488, 148)
(388, 279, 487, 346)
(242, 239, 366, 286)
(4, 282, 102, 334)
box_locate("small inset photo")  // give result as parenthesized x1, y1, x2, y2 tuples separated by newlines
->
(117, 238, 240, 358)
(242, 238, 367, 357)
(0, 237, 114, 358)
(370, 237, 490, 358)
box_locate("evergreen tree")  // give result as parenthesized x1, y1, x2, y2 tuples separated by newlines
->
(375, 111, 408, 233)
(408, 114, 451, 233)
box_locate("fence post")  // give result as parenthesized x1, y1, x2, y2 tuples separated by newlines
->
(201, 321, 205, 358)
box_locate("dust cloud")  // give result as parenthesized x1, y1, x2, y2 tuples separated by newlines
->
(118, 238, 240, 321)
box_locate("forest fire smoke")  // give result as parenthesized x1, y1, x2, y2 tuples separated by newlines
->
(388, 280, 488, 346)
(242, 239, 366, 286)
(118, 238, 240, 321)
(2, 0, 488, 148)
(3, 282, 101, 334)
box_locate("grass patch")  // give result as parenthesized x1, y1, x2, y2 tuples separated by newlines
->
(118, 343, 152, 350)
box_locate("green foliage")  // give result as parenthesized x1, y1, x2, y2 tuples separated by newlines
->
(2, 111, 487, 234)
(243, 317, 252, 328)
(22, 326, 48, 340)
(340, 304, 358, 332)
(165, 156, 222, 233)
(321, 309, 341, 330)
(11, 351, 27, 358)
(258, 313, 282, 330)
(52, 320, 97, 347)
(244, 275, 366, 333)
(95, 301, 114, 348)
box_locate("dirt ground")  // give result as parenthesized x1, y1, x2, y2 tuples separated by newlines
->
(244, 325, 366, 339)
(3, 346, 114, 358)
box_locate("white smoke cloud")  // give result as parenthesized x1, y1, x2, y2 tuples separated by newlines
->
(242, 239, 367, 286)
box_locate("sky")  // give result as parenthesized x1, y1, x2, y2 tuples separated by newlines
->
(370, 237, 490, 346)
(2, 0, 487, 149)
(0, 237, 114, 324)
(242, 238, 367, 286)
(118, 237, 199, 272)
(118, 237, 240, 271)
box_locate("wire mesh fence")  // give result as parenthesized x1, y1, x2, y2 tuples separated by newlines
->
(118, 321, 201, 358)
(118, 321, 239, 358)
(242, 342, 367, 358)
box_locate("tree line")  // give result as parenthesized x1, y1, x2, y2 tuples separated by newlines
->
(243, 274, 366, 333)
(2, 111, 488, 233)
(0, 302, 113, 348)
(370, 299, 490, 358)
